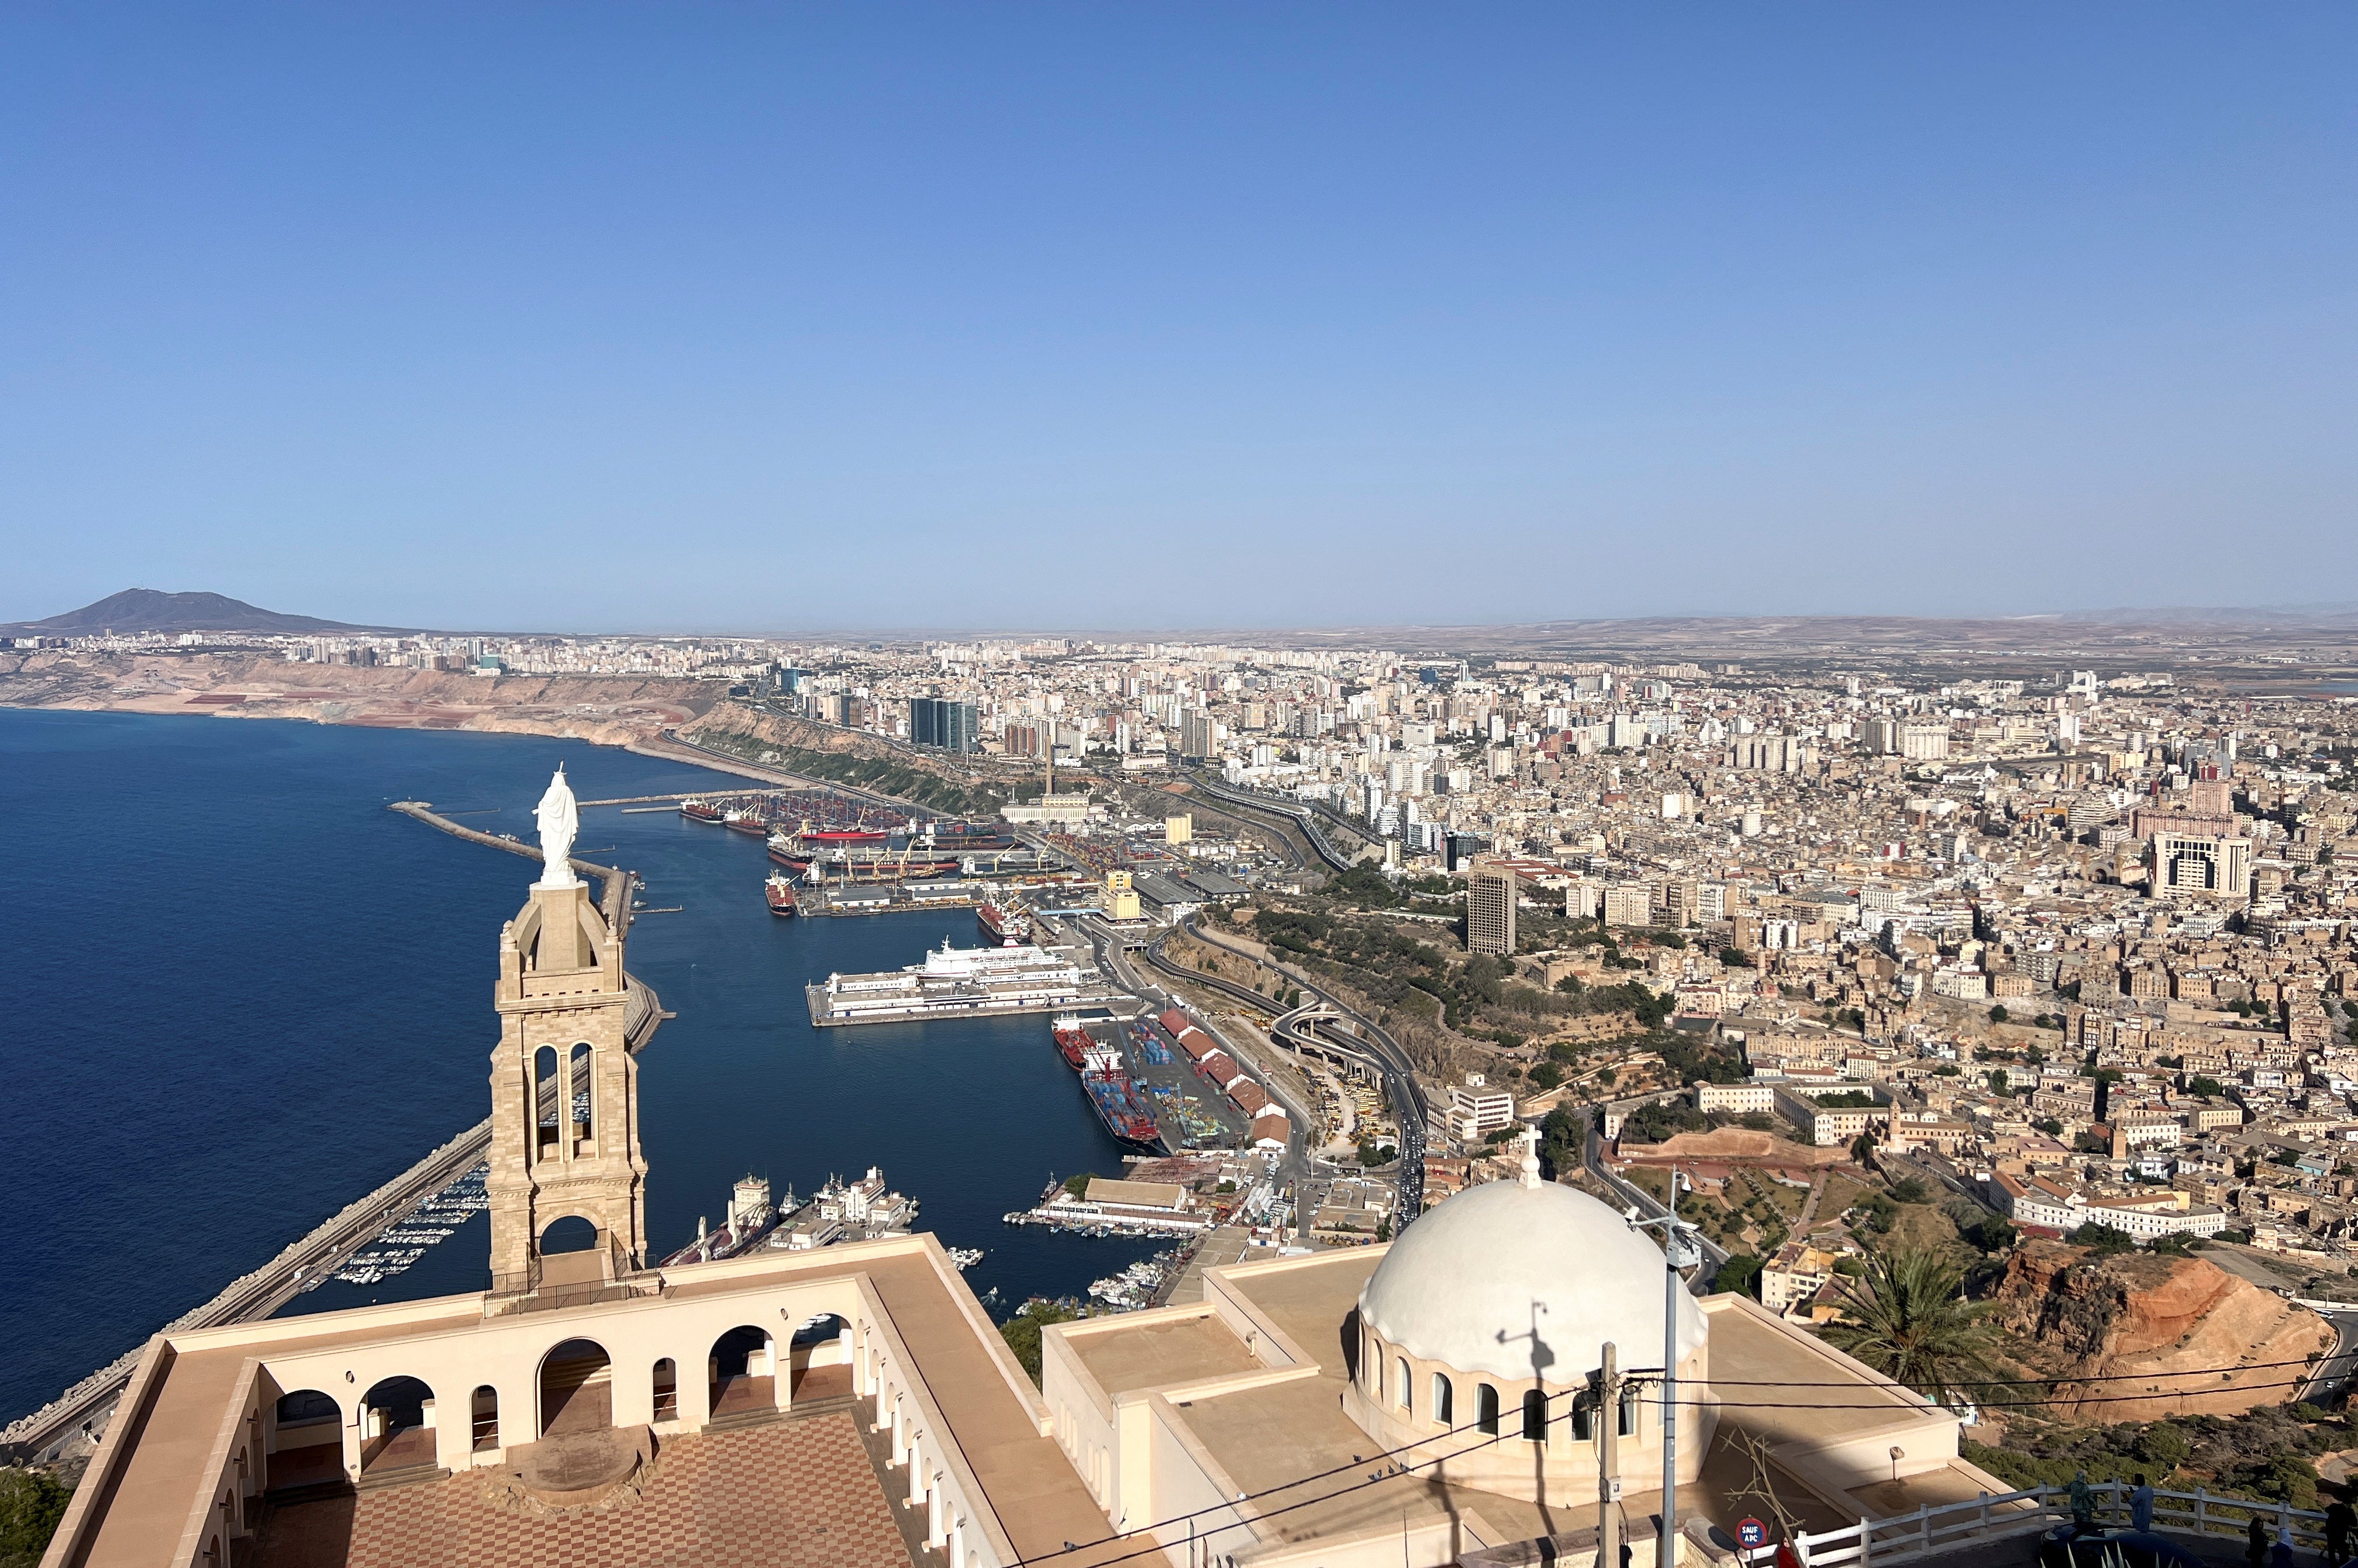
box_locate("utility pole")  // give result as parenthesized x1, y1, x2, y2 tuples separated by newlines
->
(1625, 1210, 1703, 1568)
(1597, 1340, 1622, 1568)
(1658, 1219, 1702, 1568)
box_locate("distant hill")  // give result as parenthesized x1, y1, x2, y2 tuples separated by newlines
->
(0, 590, 411, 637)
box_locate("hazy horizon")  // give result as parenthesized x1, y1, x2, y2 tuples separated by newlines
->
(5, 5, 2353, 631)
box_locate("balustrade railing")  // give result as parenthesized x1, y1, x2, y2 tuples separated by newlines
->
(1735, 1480, 2330, 1568)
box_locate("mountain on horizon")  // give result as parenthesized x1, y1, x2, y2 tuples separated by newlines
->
(0, 588, 405, 637)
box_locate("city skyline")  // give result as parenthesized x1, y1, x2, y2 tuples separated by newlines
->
(6, 4, 2354, 632)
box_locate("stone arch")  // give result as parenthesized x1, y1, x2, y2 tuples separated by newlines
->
(539, 1337, 613, 1438)
(539, 1214, 599, 1254)
(709, 1324, 776, 1419)
(265, 1389, 344, 1494)
(359, 1376, 436, 1476)
(651, 1357, 679, 1422)
(790, 1313, 852, 1401)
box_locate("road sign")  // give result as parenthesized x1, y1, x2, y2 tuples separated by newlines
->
(1737, 1518, 1768, 1550)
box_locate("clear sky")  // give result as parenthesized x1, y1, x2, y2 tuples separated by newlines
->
(3, 5, 2352, 633)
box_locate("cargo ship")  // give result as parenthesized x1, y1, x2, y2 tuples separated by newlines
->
(1053, 1015, 1094, 1069)
(768, 832, 961, 883)
(977, 895, 1033, 947)
(1052, 1015, 1164, 1150)
(766, 871, 799, 917)
(924, 821, 1020, 852)
(680, 798, 725, 824)
(725, 809, 772, 836)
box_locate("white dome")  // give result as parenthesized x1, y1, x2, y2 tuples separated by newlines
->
(1359, 1179, 1707, 1385)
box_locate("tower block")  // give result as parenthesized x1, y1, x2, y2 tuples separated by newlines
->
(486, 874, 649, 1299)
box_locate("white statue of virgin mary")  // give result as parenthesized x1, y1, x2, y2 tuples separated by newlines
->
(533, 764, 581, 889)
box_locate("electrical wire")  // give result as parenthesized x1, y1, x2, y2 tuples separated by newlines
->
(1653, 1353, 2333, 1388)
(1002, 1355, 2340, 1564)
(1004, 1380, 1593, 1566)
(1633, 1373, 2329, 1411)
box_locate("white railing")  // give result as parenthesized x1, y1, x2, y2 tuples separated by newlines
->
(1736, 1480, 2331, 1568)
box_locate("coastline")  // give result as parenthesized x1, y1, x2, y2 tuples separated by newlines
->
(0, 650, 957, 814)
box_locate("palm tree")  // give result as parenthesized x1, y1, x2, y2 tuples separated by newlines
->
(1820, 1246, 1998, 1404)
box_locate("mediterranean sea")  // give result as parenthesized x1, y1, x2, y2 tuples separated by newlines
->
(0, 708, 1161, 1422)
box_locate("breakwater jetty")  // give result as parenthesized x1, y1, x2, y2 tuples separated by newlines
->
(390, 799, 625, 885)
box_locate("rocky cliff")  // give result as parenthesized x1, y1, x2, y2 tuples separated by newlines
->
(1991, 1240, 2330, 1417)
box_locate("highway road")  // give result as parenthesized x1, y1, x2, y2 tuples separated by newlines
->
(2301, 1309, 2358, 1406)
(1180, 774, 1362, 874)
(1582, 1127, 1732, 1293)
(1136, 914, 1432, 1228)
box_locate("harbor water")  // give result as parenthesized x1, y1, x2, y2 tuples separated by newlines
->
(0, 708, 1162, 1422)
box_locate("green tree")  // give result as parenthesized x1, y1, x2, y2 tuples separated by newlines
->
(1062, 1173, 1092, 1198)
(1988, 1068, 2011, 1097)
(1819, 1247, 1998, 1403)
(1529, 1062, 1564, 1091)
(1715, 1254, 1764, 1298)
(1719, 947, 1749, 967)
(2188, 1076, 2225, 1099)
(1988, 1005, 2009, 1024)
(0, 1469, 72, 1568)
(2068, 1222, 2136, 1256)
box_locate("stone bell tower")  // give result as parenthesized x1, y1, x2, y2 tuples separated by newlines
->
(485, 766, 652, 1300)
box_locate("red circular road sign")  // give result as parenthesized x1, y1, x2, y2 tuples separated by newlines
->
(1737, 1518, 1769, 1550)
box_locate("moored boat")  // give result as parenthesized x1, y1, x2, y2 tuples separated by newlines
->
(766, 871, 799, 917)
(978, 895, 1032, 947)
(680, 798, 725, 823)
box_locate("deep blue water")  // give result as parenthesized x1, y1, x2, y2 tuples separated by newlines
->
(0, 709, 1157, 1421)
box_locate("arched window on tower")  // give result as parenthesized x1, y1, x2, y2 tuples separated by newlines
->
(1394, 1356, 1412, 1414)
(1522, 1388, 1549, 1443)
(1430, 1373, 1453, 1426)
(569, 1043, 594, 1144)
(1571, 1390, 1595, 1442)
(1476, 1383, 1499, 1435)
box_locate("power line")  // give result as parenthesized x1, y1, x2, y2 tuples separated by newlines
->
(1004, 1354, 2336, 1566)
(1005, 1380, 1594, 1566)
(1673, 1353, 2331, 1388)
(1633, 1373, 2326, 1412)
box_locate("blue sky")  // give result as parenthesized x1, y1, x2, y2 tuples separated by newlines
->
(2, 5, 2352, 633)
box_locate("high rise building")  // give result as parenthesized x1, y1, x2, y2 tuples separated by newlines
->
(2151, 832, 2253, 900)
(1467, 865, 1518, 956)
(1178, 708, 1214, 762)
(909, 696, 979, 752)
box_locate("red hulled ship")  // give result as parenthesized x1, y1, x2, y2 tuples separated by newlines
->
(680, 798, 725, 824)
(765, 871, 799, 917)
(767, 832, 960, 883)
(1051, 1015, 1163, 1150)
(978, 896, 1033, 947)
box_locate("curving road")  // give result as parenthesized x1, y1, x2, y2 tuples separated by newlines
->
(1180, 774, 1362, 874)
(1139, 915, 1430, 1227)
